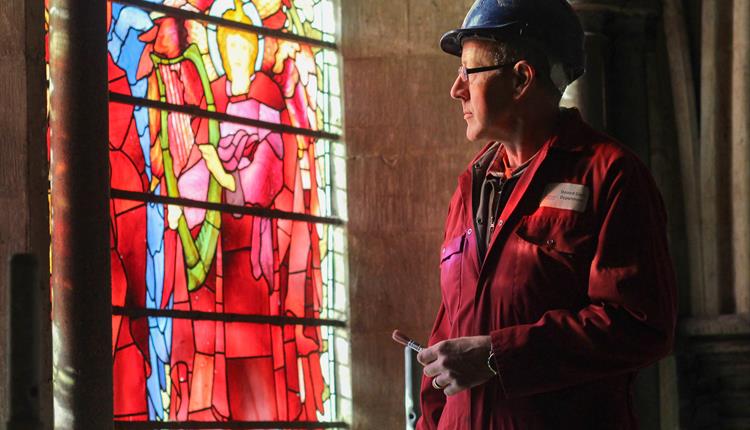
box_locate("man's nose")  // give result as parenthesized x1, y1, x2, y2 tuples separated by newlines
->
(450, 74, 468, 100)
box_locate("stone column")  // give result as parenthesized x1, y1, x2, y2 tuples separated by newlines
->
(605, 13, 653, 162)
(567, 3, 666, 430)
(49, 0, 112, 428)
(567, 1, 659, 158)
(663, 0, 705, 316)
(731, 0, 750, 313)
(560, 10, 608, 132)
(663, 0, 750, 427)
(699, 0, 734, 316)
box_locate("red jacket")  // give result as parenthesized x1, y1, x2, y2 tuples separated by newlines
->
(418, 109, 677, 429)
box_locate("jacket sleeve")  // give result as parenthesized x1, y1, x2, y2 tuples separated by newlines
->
(416, 301, 451, 429)
(489, 154, 678, 398)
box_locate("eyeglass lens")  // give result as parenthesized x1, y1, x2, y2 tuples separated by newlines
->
(458, 66, 468, 82)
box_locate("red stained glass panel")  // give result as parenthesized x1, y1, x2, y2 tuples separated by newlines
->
(107, 0, 348, 426)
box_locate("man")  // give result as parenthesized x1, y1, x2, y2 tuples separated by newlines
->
(415, 0, 677, 428)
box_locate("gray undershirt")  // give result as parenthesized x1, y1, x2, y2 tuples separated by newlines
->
(473, 144, 535, 258)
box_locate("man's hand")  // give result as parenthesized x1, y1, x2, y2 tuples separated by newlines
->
(417, 335, 495, 396)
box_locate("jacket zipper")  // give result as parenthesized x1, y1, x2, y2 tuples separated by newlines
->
(488, 179, 506, 239)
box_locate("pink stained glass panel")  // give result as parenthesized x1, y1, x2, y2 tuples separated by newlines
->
(108, 104, 329, 218)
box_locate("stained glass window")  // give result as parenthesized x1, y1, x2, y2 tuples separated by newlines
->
(106, 0, 349, 427)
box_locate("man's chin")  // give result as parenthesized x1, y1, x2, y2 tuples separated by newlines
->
(465, 129, 481, 142)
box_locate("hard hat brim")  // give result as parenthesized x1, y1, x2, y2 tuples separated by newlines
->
(439, 21, 523, 56)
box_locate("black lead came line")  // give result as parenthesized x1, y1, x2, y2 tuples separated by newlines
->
(110, 189, 346, 226)
(109, 92, 342, 142)
(110, 0, 339, 51)
(113, 420, 349, 429)
(112, 306, 348, 328)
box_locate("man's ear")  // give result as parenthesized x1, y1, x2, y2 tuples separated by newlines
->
(512, 60, 535, 100)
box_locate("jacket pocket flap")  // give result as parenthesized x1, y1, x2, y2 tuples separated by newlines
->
(515, 215, 590, 255)
(440, 234, 465, 263)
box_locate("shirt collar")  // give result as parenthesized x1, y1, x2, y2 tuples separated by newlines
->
(486, 145, 540, 180)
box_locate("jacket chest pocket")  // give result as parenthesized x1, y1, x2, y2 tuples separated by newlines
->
(511, 212, 595, 312)
(440, 233, 466, 326)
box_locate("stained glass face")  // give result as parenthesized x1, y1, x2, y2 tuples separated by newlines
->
(107, 0, 348, 426)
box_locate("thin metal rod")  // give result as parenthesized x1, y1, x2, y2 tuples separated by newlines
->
(109, 93, 342, 141)
(404, 347, 421, 430)
(112, 306, 347, 328)
(111, 189, 345, 226)
(111, 0, 338, 50)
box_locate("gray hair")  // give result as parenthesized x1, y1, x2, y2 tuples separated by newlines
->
(490, 38, 569, 96)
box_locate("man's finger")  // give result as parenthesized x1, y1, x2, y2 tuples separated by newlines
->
(423, 362, 441, 378)
(433, 374, 449, 391)
(443, 383, 460, 396)
(417, 343, 440, 365)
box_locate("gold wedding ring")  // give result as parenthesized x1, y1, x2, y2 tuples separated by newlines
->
(432, 377, 443, 390)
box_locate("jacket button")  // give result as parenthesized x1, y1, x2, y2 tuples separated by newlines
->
(442, 247, 446, 254)
(497, 219, 503, 226)
(467, 228, 472, 235)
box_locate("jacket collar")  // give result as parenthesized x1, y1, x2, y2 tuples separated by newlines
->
(548, 107, 588, 153)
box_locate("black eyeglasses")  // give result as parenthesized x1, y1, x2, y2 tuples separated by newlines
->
(458, 62, 516, 82)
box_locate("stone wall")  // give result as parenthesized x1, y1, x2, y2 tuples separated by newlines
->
(0, 0, 50, 426)
(341, 1, 474, 428)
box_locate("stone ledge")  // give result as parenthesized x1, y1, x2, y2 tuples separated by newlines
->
(678, 313, 750, 338)
(569, 0, 660, 18)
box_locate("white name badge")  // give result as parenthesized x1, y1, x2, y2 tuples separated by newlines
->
(540, 182, 590, 212)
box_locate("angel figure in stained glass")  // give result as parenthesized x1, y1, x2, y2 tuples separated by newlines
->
(209, 0, 287, 420)
(145, 14, 235, 421)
